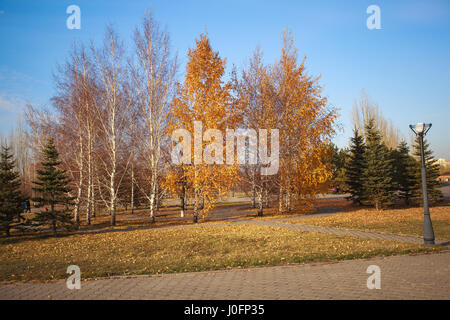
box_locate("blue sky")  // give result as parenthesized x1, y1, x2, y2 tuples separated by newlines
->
(0, 0, 449, 158)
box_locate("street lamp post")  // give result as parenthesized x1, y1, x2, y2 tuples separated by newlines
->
(409, 123, 435, 245)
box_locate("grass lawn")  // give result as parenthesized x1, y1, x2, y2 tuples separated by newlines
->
(0, 224, 443, 282)
(288, 204, 450, 239)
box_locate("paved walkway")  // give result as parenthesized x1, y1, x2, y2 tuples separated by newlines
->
(1, 251, 448, 299)
(2, 204, 448, 300)
(238, 219, 449, 245)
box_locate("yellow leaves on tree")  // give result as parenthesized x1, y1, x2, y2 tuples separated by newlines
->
(236, 31, 338, 213)
(168, 33, 242, 221)
(274, 30, 338, 209)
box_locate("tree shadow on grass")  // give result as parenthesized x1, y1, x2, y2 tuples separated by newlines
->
(0, 231, 74, 245)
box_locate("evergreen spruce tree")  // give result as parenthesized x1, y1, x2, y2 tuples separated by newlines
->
(411, 136, 443, 205)
(345, 128, 366, 205)
(32, 138, 74, 236)
(362, 119, 396, 210)
(0, 144, 23, 236)
(392, 140, 416, 205)
(331, 146, 349, 192)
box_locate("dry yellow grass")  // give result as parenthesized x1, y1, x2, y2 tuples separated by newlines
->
(288, 204, 450, 239)
(0, 224, 443, 282)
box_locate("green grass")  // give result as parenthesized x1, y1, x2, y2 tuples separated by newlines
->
(0, 224, 444, 282)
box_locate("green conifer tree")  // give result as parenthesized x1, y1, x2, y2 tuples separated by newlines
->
(331, 146, 349, 192)
(345, 128, 366, 205)
(392, 140, 416, 205)
(0, 144, 23, 236)
(32, 138, 74, 236)
(411, 136, 443, 205)
(362, 119, 396, 210)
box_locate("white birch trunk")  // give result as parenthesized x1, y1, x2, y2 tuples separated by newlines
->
(74, 133, 83, 225)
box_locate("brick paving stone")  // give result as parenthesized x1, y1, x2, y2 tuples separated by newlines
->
(0, 251, 448, 300)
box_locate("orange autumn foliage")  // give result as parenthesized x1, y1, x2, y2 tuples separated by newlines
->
(273, 31, 338, 208)
(167, 33, 243, 219)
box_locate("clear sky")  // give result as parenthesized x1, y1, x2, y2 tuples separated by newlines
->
(0, 0, 449, 158)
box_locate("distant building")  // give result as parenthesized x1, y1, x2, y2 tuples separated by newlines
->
(437, 158, 450, 175)
(438, 172, 450, 183)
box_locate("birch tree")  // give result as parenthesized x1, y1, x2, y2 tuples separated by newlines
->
(352, 91, 401, 149)
(52, 44, 95, 225)
(93, 26, 133, 226)
(233, 48, 276, 216)
(273, 30, 337, 212)
(131, 11, 177, 223)
(169, 33, 242, 222)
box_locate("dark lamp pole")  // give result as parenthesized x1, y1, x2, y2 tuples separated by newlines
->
(409, 123, 435, 245)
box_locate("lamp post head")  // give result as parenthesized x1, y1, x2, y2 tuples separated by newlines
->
(415, 123, 425, 134)
(409, 123, 432, 136)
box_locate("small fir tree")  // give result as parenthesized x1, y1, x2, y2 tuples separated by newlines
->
(329, 144, 348, 192)
(345, 128, 366, 205)
(392, 140, 416, 205)
(0, 144, 23, 236)
(32, 138, 74, 236)
(411, 136, 443, 205)
(362, 119, 396, 210)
